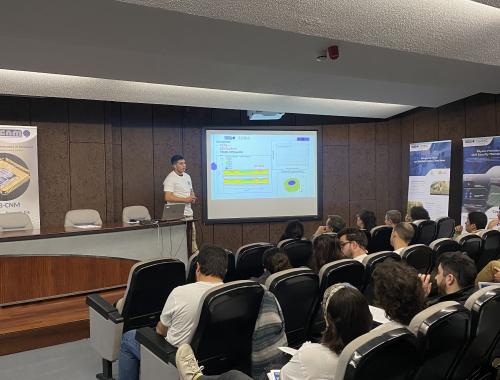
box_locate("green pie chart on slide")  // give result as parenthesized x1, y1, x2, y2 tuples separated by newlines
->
(284, 178, 300, 192)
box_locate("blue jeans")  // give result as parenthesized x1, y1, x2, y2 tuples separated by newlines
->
(119, 330, 141, 380)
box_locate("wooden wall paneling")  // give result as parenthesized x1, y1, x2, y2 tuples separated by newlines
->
(69, 143, 106, 218)
(348, 123, 376, 223)
(68, 100, 105, 143)
(400, 115, 414, 214)
(302, 220, 319, 238)
(104, 102, 121, 222)
(184, 107, 214, 245)
(496, 94, 500, 134)
(386, 118, 403, 212)
(322, 146, 349, 223)
(212, 109, 243, 250)
(412, 108, 438, 142)
(375, 121, 390, 225)
(323, 124, 349, 146)
(30, 98, 70, 227)
(0, 95, 30, 125)
(153, 105, 183, 218)
(465, 93, 497, 138)
(438, 100, 465, 222)
(68, 101, 106, 220)
(242, 223, 270, 245)
(121, 103, 154, 214)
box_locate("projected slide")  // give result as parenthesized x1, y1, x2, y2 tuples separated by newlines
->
(205, 130, 319, 222)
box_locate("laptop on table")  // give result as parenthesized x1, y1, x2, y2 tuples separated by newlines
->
(161, 203, 186, 221)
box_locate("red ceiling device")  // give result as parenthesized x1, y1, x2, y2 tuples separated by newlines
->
(327, 45, 339, 60)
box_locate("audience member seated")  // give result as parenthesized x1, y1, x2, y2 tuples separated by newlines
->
(475, 259, 500, 286)
(251, 247, 292, 285)
(174, 283, 373, 380)
(390, 222, 415, 255)
(372, 260, 426, 326)
(405, 206, 430, 222)
(118, 245, 227, 380)
(419, 251, 477, 306)
(356, 209, 377, 232)
(384, 209, 402, 228)
(307, 234, 341, 274)
(313, 214, 346, 237)
(338, 228, 368, 264)
(279, 220, 304, 242)
(454, 211, 487, 237)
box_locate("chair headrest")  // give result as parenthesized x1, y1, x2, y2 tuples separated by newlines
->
(408, 301, 459, 336)
(334, 321, 408, 380)
(318, 259, 360, 280)
(429, 238, 453, 249)
(464, 284, 500, 310)
(264, 267, 315, 289)
(122, 205, 151, 222)
(370, 225, 392, 235)
(0, 212, 32, 230)
(64, 209, 102, 227)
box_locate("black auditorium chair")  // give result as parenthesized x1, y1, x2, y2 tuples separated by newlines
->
(333, 322, 418, 380)
(412, 219, 438, 245)
(234, 242, 275, 280)
(429, 238, 460, 263)
(400, 244, 434, 274)
(86, 258, 185, 380)
(362, 251, 400, 303)
(457, 233, 483, 264)
(318, 259, 365, 292)
(450, 285, 500, 380)
(362, 251, 400, 290)
(368, 225, 393, 253)
(477, 229, 500, 271)
(310, 259, 365, 340)
(136, 281, 265, 378)
(186, 248, 235, 283)
(265, 268, 319, 347)
(409, 301, 470, 380)
(277, 238, 313, 267)
(435, 217, 456, 239)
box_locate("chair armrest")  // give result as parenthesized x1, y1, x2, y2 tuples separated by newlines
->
(136, 327, 177, 364)
(86, 293, 124, 323)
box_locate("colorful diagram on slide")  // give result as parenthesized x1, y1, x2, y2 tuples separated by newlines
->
(208, 132, 316, 200)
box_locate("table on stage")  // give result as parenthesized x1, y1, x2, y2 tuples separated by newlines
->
(0, 219, 195, 305)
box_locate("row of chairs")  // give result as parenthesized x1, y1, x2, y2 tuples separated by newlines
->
(0, 205, 151, 231)
(130, 269, 499, 380)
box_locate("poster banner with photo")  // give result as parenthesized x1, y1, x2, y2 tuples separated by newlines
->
(407, 140, 452, 220)
(0, 125, 40, 228)
(462, 136, 500, 225)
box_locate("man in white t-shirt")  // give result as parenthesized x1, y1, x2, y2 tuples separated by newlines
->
(163, 154, 196, 217)
(118, 246, 227, 380)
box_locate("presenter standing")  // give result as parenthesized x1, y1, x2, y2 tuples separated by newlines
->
(164, 154, 198, 253)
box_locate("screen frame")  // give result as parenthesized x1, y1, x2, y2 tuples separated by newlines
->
(201, 126, 322, 224)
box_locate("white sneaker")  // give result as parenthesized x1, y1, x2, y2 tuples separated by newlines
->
(176, 343, 204, 380)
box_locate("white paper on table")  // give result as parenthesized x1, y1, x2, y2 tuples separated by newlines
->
(73, 224, 101, 229)
(369, 305, 391, 324)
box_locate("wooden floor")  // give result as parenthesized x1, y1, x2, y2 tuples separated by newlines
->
(0, 288, 125, 356)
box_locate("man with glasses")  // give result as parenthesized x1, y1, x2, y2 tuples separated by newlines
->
(337, 228, 369, 264)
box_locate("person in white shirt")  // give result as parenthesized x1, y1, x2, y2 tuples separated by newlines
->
(391, 222, 415, 255)
(338, 228, 369, 263)
(118, 245, 227, 380)
(174, 283, 373, 380)
(164, 154, 196, 217)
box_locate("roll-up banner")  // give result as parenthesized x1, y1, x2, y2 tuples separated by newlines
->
(0, 125, 40, 228)
(462, 136, 500, 225)
(407, 140, 452, 220)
